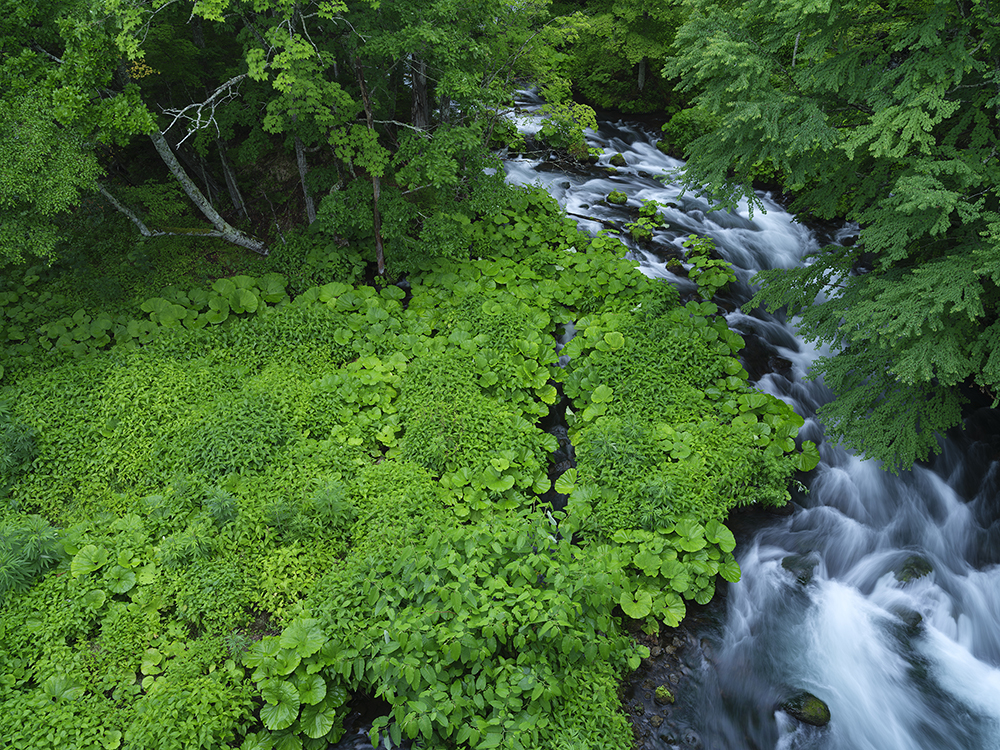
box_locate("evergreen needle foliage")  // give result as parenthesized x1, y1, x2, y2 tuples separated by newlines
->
(667, 0, 1000, 470)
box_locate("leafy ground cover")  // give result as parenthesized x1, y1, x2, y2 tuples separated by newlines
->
(0, 185, 816, 749)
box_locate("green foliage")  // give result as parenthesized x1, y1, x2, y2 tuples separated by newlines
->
(312, 510, 644, 750)
(683, 235, 736, 299)
(538, 101, 599, 155)
(555, 282, 806, 619)
(0, 184, 814, 748)
(625, 199, 666, 242)
(0, 402, 35, 490)
(0, 515, 63, 601)
(126, 673, 254, 750)
(660, 106, 722, 156)
(669, 0, 1000, 469)
(555, 0, 686, 114)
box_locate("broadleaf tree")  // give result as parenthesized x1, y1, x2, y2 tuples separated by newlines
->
(666, 0, 1000, 470)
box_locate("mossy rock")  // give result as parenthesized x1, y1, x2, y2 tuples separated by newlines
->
(894, 555, 933, 583)
(654, 685, 674, 705)
(609, 152, 627, 167)
(780, 691, 830, 727)
(607, 190, 628, 205)
(655, 140, 671, 156)
(629, 225, 653, 242)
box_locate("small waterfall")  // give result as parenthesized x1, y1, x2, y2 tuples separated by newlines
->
(506, 95, 1000, 749)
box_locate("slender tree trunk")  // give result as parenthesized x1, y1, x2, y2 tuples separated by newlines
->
(149, 131, 268, 255)
(411, 54, 430, 131)
(96, 185, 157, 236)
(354, 55, 385, 275)
(216, 139, 250, 222)
(439, 93, 451, 125)
(98, 183, 246, 242)
(638, 58, 646, 91)
(295, 136, 317, 225)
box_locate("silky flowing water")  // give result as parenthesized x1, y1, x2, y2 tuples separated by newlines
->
(504, 97, 1000, 750)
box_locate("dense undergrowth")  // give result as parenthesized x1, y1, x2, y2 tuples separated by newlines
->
(0, 185, 817, 749)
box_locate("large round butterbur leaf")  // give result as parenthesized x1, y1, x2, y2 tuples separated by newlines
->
(141, 648, 163, 676)
(300, 703, 339, 739)
(261, 679, 300, 731)
(273, 732, 302, 750)
(794, 440, 822, 472)
(42, 674, 85, 702)
(482, 467, 515, 493)
(620, 588, 653, 619)
(205, 294, 230, 324)
(659, 591, 686, 627)
(279, 618, 325, 658)
(259, 273, 289, 303)
(275, 648, 301, 676)
(719, 557, 741, 583)
(106, 564, 136, 593)
(297, 674, 326, 705)
(71, 544, 109, 577)
(232, 275, 257, 289)
(553, 467, 576, 495)
(231, 288, 259, 314)
(705, 519, 736, 553)
(213, 278, 237, 297)
(591, 383, 614, 403)
(603, 331, 625, 350)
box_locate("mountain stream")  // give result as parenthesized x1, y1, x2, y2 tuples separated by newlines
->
(503, 97, 1000, 750)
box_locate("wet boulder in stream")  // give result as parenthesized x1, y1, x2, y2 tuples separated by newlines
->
(780, 691, 831, 727)
(894, 555, 933, 583)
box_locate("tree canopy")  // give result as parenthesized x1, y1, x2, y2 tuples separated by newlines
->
(667, 0, 1000, 470)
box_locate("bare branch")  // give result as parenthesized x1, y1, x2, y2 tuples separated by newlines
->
(159, 74, 247, 144)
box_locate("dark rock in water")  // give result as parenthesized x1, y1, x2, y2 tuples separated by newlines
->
(781, 555, 817, 585)
(891, 606, 924, 631)
(780, 691, 831, 727)
(638, 170, 653, 179)
(737, 331, 780, 383)
(654, 685, 675, 705)
(610, 152, 628, 167)
(895, 555, 933, 583)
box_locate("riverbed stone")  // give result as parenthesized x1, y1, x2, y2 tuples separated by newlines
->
(610, 152, 628, 167)
(781, 554, 817, 585)
(654, 685, 675, 705)
(894, 555, 933, 583)
(607, 190, 628, 205)
(780, 691, 831, 726)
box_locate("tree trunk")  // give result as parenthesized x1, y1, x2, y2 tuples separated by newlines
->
(411, 54, 430, 131)
(439, 93, 451, 125)
(216, 139, 250, 222)
(149, 131, 268, 255)
(354, 55, 385, 275)
(295, 136, 317, 225)
(638, 58, 647, 91)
